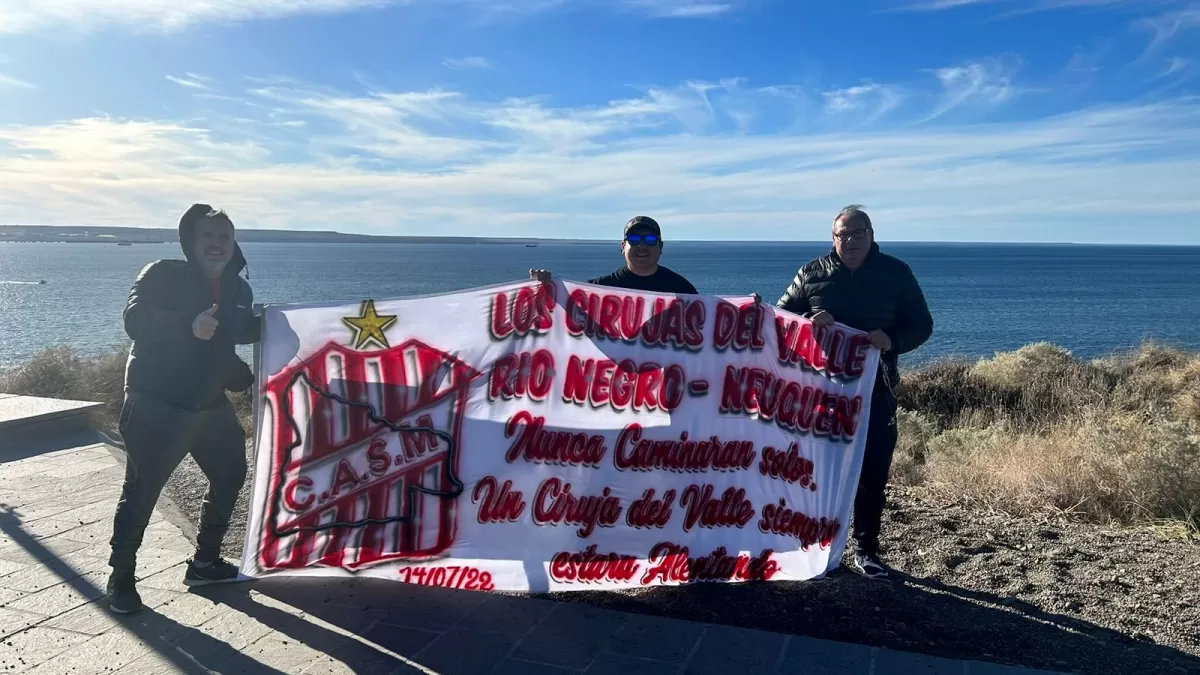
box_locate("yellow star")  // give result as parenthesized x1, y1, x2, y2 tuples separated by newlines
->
(342, 300, 397, 350)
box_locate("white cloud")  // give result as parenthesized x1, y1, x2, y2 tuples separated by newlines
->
(623, 0, 734, 17)
(902, 0, 1169, 11)
(823, 84, 904, 122)
(1135, 5, 1200, 53)
(166, 73, 215, 90)
(1160, 56, 1193, 77)
(442, 56, 494, 69)
(0, 0, 406, 33)
(0, 72, 35, 89)
(0, 0, 745, 33)
(2, 72, 1198, 243)
(926, 59, 1019, 120)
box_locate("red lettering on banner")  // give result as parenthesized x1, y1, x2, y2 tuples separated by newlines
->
(683, 300, 706, 349)
(472, 476, 527, 523)
(719, 366, 864, 441)
(490, 285, 555, 340)
(758, 499, 842, 550)
(640, 543, 779, 585)
(532, 478, 624, 539)
(399, 414, 441, 461)
(330, 459, 363, 499)
(398, 565, 496, 591)
(504, 411, 606, 468)
(626, 488, 676, 529)
(712, 301, 766, 352)
(564, 290, 707, 351)
(774, 317, 871, 381)
(366, 439, 391, 476)
(759, 443, 817, 491)
(680, 484, 755, 532)
(489, 349, 556, 402)
(550, 545, 641, 584)
(614, 424, 756, 473)
(845, 334, 870, 378)
(283, 476, 315, 512)
(562, 356, 686, 413)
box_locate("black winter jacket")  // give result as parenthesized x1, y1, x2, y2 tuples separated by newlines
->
(122, 215, 261, 410)
(776, 242, 933, 387)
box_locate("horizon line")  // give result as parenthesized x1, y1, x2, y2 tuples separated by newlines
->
(0, 225, 1195, 247)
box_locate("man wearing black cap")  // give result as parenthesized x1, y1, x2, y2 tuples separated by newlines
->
(106, 204, 260, 614)
(530, 216, 698, 294)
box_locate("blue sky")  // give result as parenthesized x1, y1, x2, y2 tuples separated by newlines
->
(0, 0, 1197, 243)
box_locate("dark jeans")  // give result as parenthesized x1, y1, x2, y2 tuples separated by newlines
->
(852, 375, 899, 558)
(108, 392, 248, 572)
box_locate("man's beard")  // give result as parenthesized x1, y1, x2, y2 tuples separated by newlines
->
(201, 256, 227, 276)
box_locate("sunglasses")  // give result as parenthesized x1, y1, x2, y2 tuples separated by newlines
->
(626, 233, 660, 246)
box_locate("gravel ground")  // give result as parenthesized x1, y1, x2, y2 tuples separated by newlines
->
(164, 456, 1199, 675)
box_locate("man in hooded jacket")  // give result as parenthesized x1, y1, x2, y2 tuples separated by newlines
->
(106, 204, 260, 614)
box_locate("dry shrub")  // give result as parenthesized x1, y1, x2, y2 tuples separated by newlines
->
(1104, 343, 1200, 424)
(922, 413, 1200, 527)
(899, 343, 1116, 431)
(896, 359, 1018, 428)
(898, 341, 1200, 532)
(970, 342, 1079, 389)
(891, 409, 938, 486)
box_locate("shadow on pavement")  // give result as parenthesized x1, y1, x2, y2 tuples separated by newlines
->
(0, 506, 287, 674)
(191, 578, 442, 674)
(542, 564, 1199, 675)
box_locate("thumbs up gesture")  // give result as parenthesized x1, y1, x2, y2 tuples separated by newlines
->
(193, 305, 219, 340)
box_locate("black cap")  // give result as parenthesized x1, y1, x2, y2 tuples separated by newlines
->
(624, 216, 661, 237)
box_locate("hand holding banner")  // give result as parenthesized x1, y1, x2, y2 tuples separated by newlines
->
(240, 279, 880, 592)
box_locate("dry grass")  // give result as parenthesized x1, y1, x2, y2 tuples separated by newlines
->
(896, 342, 1200, 532)
(3, 341, 1198, 533)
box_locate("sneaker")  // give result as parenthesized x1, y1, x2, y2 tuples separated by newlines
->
(183, 557, 241, 587)
(107, 570, 143, 614)
(854, 552, 891, 580)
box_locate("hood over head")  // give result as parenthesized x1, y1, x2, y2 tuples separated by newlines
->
(178, 203, 247, 278)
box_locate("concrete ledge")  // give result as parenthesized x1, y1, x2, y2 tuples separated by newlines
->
(0, 395, 103, 433)
(0, 396, 105, 459)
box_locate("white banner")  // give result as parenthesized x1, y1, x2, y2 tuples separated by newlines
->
(240, 279, 880, 593)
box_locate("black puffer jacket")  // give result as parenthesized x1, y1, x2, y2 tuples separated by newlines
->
(122, 206, 261, 410)
(776, 242, 933, 387)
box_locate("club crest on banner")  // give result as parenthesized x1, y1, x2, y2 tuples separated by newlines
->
(256, 335, 482, 571)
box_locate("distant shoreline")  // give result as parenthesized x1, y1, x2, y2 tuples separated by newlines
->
(0, 225, 1194, 247)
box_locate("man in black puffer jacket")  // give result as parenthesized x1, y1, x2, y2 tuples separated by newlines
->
(106, 204, 260, 614)
(777, 204, 933, 580)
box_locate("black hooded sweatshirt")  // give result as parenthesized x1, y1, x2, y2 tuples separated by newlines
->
(122, 205, 260, 410)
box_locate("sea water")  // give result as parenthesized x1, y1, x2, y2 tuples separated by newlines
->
(2, 240, 1198, 367)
